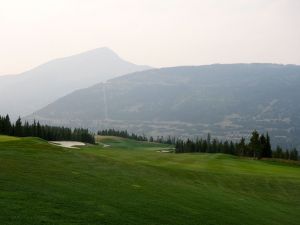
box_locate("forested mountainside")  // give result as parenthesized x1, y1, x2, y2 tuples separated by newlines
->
(28, 63, 300, 149)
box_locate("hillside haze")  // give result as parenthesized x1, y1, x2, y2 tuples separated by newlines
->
(27, 63, 300, 149)
(0, 47, 150, 118)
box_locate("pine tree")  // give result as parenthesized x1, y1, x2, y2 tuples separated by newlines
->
(237, 137, 246, 156)
(290, 148, 298, 161)
(259, 134, 267, 159)
(3, 115, 11, 135)
(265, 133, 272, 158)
(273, 146, 283, 159)
(15, 117, 23, 136)
(249, 130, 260, 159)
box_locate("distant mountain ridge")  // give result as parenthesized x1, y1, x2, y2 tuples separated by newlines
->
(0, 47, 151, 118)
(27, 63, 300, 149)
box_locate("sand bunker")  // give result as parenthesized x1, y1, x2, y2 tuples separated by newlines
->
(50, 141, 86, 149)
(156, 149, 174, 153)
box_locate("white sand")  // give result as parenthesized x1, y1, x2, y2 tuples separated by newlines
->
(156, 149, 174, 153)
(49, 141, 86, 149)
(97, 142, 111, 148)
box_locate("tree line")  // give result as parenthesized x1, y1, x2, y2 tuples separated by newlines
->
(98, 129, 177, 144)
(5, 116, 294, 161)
(175, 131, 298, 161)
(0, 115, 95, 144)
(97, 129, 298, 161)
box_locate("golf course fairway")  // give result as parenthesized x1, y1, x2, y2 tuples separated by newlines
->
(0, 135, 299, 225)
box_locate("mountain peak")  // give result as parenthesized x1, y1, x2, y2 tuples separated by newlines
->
(0, 47, 150, 117)
(88, 46, 117, 54)
(74, 47, 121, 61)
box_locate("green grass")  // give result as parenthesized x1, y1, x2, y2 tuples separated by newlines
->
(0, 135, 299, 225)
(0, 135, 21, 142)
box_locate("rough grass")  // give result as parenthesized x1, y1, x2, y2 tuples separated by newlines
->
(0, 135, 299, 225)
(0, 135, 20, 142)
(95, 135, 127, 142)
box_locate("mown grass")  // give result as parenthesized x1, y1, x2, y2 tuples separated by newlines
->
(0, 135, 299, 225)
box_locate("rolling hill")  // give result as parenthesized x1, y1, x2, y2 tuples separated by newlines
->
(0, 135, 299, 225)
(27, 63, 300, 149)
(0, 47, 150, 118)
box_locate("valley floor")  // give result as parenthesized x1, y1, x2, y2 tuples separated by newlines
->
(0, 135, 299, 225)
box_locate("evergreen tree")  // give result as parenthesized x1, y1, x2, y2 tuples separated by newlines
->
(237, 137, 246, 156)
(273, 146, 283, 159)
(0, 114, 95, 144)
(265, 133, 272, 158)
(259, 134, 267, 159)
(173, 130, 297, 161)
(290, 148, 299, 161)
(4, 115, 11, 134)
(249, 130, 260, 158)
(14, 117, 23, 136)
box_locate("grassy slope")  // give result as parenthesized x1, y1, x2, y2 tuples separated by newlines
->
(0, 135, 299, 225)
(0, 135, 21, 142)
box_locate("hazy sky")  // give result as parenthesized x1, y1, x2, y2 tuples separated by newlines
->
(1, 0, 300, 75)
